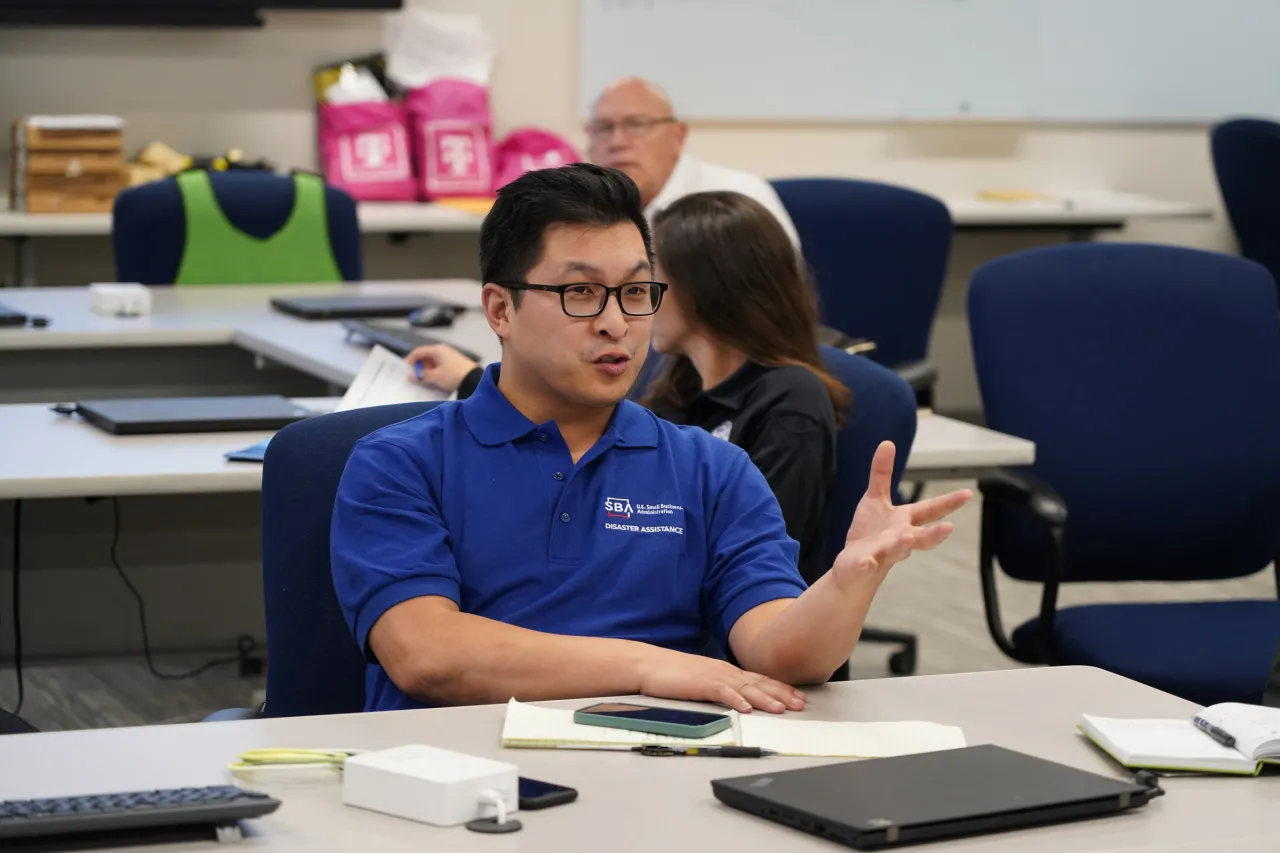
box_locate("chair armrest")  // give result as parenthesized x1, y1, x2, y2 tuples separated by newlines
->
(893, 360, 938, 394)
(977, 467, 1068, 665)
(978, 468, 1067, 527)
(817, 325, 877, 354)
(202, 707, 264, 723)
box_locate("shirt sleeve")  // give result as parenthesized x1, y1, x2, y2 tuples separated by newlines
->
(457, 366, 484, 401)
(741, 411, 832, 584)
(703, 449, 808, 644)
(330, 437, 461, 662)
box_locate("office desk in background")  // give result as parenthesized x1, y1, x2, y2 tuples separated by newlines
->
(0, 191, 1212, 285)
(0, 402, 1029, 501)
(0, 281, 1031, 659)
(0, 202, 487, 287)
(0, 667, 1273, 852)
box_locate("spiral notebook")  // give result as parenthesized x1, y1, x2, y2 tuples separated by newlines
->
(1080, 703, 1280, 775)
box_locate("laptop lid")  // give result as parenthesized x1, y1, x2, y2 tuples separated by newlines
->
(340, 319, 483, 362)
(712, 745, 1156, 850)
(72, 396, 313, 436)
(271, 294, 462, 320)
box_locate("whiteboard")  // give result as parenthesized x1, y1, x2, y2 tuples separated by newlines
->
(579, 0, 1280, 122)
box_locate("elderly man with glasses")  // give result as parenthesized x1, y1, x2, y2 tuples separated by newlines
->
(586, 77, 799, 245)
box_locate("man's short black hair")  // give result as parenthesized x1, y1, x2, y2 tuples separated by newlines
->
(479, 164, 654, 298)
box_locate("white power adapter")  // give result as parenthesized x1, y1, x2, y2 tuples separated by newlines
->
(341, 745, 519, 828)
(89, 283, 151, 318)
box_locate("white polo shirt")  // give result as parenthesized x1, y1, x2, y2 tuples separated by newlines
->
(645, 154, 800, 247)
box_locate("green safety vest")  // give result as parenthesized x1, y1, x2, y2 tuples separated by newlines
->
(174, 171, 344, 286)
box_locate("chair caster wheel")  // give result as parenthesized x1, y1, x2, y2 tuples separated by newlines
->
(888, 649, 916, 676)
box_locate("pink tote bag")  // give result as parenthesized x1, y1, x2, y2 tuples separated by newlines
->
(405, 79, 495, 199)
(318, 101, 417, 202)
(492, 129, 581, 191)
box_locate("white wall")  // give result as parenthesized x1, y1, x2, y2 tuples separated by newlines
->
(0, 0, 1236, 413)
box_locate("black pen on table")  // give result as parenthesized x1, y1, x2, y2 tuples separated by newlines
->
(633, 745, 776, 758)
(1192, 716, 1236, 748)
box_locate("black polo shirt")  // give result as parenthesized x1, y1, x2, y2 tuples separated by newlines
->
(651, 362, 838, 586)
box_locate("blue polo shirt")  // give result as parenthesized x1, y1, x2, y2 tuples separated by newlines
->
(331, 366, 807, 712)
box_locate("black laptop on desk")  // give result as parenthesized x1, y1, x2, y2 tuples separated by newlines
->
(64, 396, 313, 436)
(271, 294, 464, 320)
(711, 745, 1159, 850)
(340, 319, 483, 362)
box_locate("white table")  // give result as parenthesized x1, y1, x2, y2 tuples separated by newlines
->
(0, 283, 1034, 495)
(0, 402, 1026, 501)
(0, 667, 1272, 852)
(0, 202, 488, 287)
(0, 191, 1211, 286)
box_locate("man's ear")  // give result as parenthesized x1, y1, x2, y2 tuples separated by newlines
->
(481, 283, 514, 342)
(673, 121, 690, 148)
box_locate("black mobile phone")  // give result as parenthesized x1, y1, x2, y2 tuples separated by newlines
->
(518, 777, 578, 810)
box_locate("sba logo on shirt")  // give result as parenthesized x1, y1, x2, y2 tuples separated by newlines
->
(604, 497, 633, 518)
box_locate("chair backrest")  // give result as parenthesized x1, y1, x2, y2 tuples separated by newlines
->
(819, 345, 919, 570)
(969, 243, 1280, 584)
(113, 170, 363, 285)
(1211, 118, 1280, 290)
(261, 401, 440, 718)
(772, 178, 952, 368)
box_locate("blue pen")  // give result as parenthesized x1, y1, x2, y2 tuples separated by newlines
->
(414, 361, 424, 382)
(1192, 716, 1236, 748)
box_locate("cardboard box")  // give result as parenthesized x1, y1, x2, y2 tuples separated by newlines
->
(11, 115, 125, 214)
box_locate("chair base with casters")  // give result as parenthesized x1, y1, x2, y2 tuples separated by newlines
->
(0, 711, 37, 735)
(857, 628, 918, 676)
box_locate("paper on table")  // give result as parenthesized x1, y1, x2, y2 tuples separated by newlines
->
(383, 10, 494, 89)
(502, 700, 739, 749)
(739, 713, 966, 758)
(500, 700, 966, 758)
(336, 345, 447, 412)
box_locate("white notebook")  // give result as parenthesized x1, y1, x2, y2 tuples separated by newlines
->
(1080, 703, 1280, 775)
(500, 699, 966, 759)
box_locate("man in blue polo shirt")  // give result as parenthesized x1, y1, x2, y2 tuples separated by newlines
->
(332, 164, 970, 713)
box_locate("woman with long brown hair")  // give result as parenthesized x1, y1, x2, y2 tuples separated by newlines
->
(644, 190, 849, 585)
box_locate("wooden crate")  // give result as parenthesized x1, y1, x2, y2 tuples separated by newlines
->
(11, 116, 125, 214)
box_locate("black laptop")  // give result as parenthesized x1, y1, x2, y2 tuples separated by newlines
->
(271, 294, 463, 321)
(0, 302, 28, 327)
(711, 745, 1159, 850)
(68, 396, 313, 436)
(340, 319, 484, 362)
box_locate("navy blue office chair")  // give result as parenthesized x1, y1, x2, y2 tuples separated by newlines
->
(259, 402, 440, 718)
(113, 170, 363, 285)
(772, 178, 952, 406)
(1211, 118, 1280, 292)
(820, 345, 920, 677)
(969, 243, 1280, 706)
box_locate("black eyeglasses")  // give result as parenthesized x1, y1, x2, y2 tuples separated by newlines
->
(496, 281, 668, 318)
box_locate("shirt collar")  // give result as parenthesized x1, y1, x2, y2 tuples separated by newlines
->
(700, 361, 769, 411)
(462, 364, 659, 449)
(645, 153, 697, 220)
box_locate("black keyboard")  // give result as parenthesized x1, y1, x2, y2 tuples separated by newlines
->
(0, 784, 281, 844)
(341, 319, 484, 362)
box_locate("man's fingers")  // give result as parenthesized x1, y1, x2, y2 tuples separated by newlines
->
(745, 676, 806, 711)
(864, 441, 896, 501)
(910, 522, 955, 551)
(907, 489, 972, 526)
(714, 683, 753, 713)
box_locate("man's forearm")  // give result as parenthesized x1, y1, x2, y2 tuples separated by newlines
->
(736, 570, 885, 685)
(374, 600, 649, 705)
